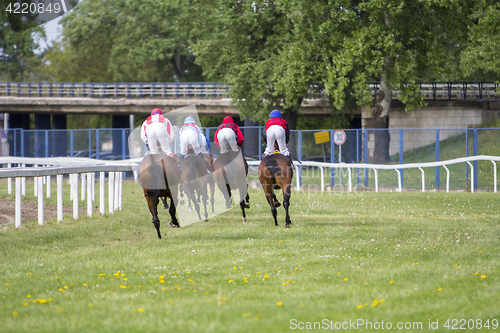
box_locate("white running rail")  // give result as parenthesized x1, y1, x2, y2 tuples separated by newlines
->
(0, 157, 140, 228)
(248, 155, 500, 193)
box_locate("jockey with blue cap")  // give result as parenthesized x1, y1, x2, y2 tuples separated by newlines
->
(263, 110, 290, 158)
(179, 115, 204, 158)
(140, 108, 174, 157)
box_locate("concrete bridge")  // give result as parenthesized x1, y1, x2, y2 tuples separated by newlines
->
(1, 81, 499, 131)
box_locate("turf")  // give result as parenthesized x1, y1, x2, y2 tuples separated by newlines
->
(1, 180, 499, 332)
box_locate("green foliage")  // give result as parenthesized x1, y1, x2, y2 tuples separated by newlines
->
(44, 0, 203, 83)
(0, 2, 45, 81)
(461, 1, 500, 81)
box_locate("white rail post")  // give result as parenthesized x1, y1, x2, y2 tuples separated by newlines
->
(15, 177, 21, 228)
(46, 175, 51, 198)
(87, 172, 92, 217)
(92, 172, 95, 201)
(373, 168, 379, 192)
(294, 163, 300, 191)
(72, 174, 79, 220)
(37, 176, 43, 225)
(490, 160, 497, 193)
(443, 165, 450, 193)
(114, 171, 120, 210)
(81, 173, 86, 201)
(319, 166, 324, 192)
(109, 172, 115, 214)
(100, 172, 105, 215)
(395, 169, 402, 192)
(418, 167, 425, 192)
(347, 167, 352, 192)
(7, 163, 12, 194)
(57, 174, 63, 222)
(467, 161, 474, 193)
(118, 172, 123, 210)
(21, 163, 26, 196)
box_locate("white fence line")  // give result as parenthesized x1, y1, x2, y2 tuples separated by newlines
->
(248, 155, 500, 193)
(1, 155, 498, 229)
(0, 157, 139, 228)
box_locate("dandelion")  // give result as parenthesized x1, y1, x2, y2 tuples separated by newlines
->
(64, 286, 68, 290)
(437, 288, 442, 291)
(357, 305, 363, 309)
(276, 302, 283, 306)
(13, 312, 18, 316)
(474, 273, 479, 276)
(124, 278, 128, 281)
(229, 280, 233, 283)
(165, 311, 168, 315)
(83, 283, 87, 286)
(57, 306, 63, 312)
(390, 281, 394, 284)
(37, 299, 47, 304)
(243, 313, 251, 317)
(282, 282, 287, 286)
(27, 273, 31, 276)
(344, 278, 348, 281)
(120, 285, 127, 289)
(132, 309, 136, 313)
(89, 304, 93, 307)
(481, 275, 486, 279)
(138, 308, 144, 313)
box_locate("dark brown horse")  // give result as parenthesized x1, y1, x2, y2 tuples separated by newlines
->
(258, 153, 293, 228)
(179, 154, 210, 221)
(213, 150, 250, 222)
(139, 153, 181, 239)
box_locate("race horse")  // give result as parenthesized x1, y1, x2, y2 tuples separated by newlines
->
(138, 153, 180, 239)
(213, 150, 250, 222)
(179, 154, 211, 221)
(258, 153, 293, 228)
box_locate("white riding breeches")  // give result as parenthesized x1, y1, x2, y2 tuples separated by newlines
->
(264, 125, 289, 156)
(144, 122, 173, 155)
(180, 129, 202, 155)
(217, 127, 239, 154)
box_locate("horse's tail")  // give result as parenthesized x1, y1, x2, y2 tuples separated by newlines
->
(266, 157, 281, 179)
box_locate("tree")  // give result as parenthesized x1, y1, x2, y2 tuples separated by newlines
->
(190, 0, 318, 132)
(44, 0, 202, 82)
(461, 1, 500, 81)
(0, 2, 45, 81)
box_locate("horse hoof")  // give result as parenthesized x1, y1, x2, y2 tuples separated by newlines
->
(285, 224, 291, 228)
(242, 217, 247, 223)
(180, 199, 185, 206)
(225, 203, 232, 209)
(273, 200, 281, 208)
(189, 206, 195, 212)
(169, 220, 180, 228)
(204, 219, 209, 222)
(243, 202, 250, 209)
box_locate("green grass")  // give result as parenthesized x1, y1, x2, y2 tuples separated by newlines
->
(1, 180, 500, 332)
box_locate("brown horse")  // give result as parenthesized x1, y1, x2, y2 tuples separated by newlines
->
(258, 153, 293, 228)
(213, 150, 250, 222)
(139, 153, 181, 239)
(179, 154, 210, 221)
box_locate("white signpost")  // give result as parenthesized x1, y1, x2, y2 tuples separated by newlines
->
(333, 130, 346, 186)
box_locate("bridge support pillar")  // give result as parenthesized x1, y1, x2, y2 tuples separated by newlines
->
(52, 114, 67, 157)
(35, 114, 51, 157)
(242, 118, 260, 159)
(8, 113, 31, 156)
(112, 115, 129, 158)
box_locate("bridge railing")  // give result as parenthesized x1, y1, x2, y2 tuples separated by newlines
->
(1, 82, 498, 100)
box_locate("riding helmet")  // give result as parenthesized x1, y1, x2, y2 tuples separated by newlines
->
(151, 108, 163, 115)
(184, 115, 195, 124)
(270, 110, 281, 119)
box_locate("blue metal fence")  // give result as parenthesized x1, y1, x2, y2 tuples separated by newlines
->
(5, 127, 499, 190)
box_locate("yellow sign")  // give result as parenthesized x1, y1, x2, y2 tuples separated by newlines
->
(314, 131, 330, 144)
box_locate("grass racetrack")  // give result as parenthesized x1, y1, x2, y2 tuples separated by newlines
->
(1, 180, 499, 332)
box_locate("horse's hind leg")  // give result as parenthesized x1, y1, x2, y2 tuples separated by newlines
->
(160, 197, 169, 209)
(283, 184, 292, 228)
(208, 173, 215, 213)
(263, 186, 278, 226)
(272, 193, 281, 208)
(145, 191, 162, 239)
(168, 196, 180, 228)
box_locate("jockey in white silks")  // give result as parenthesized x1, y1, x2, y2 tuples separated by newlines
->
(140, 108, 174, 157)
(179, 115, 204, 157)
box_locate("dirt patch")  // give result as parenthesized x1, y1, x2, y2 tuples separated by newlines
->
(0, 196, 86, 227)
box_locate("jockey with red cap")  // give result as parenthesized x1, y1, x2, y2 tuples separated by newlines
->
(215, 116, 244, 154)
(140, 108, 174, 157)
(263, 110, 290, 158)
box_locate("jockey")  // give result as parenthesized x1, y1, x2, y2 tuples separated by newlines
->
(214, 116, 244, 154)
(140, 108, 174, 157)
(179, 115, 204, 157)
(263, 110, 290, 158)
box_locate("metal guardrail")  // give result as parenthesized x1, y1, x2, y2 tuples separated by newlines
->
(0, 82, 498, 100)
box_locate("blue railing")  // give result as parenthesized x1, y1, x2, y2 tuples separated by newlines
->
(0, 82, 498, 100)
(5, 127, 499, 190)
